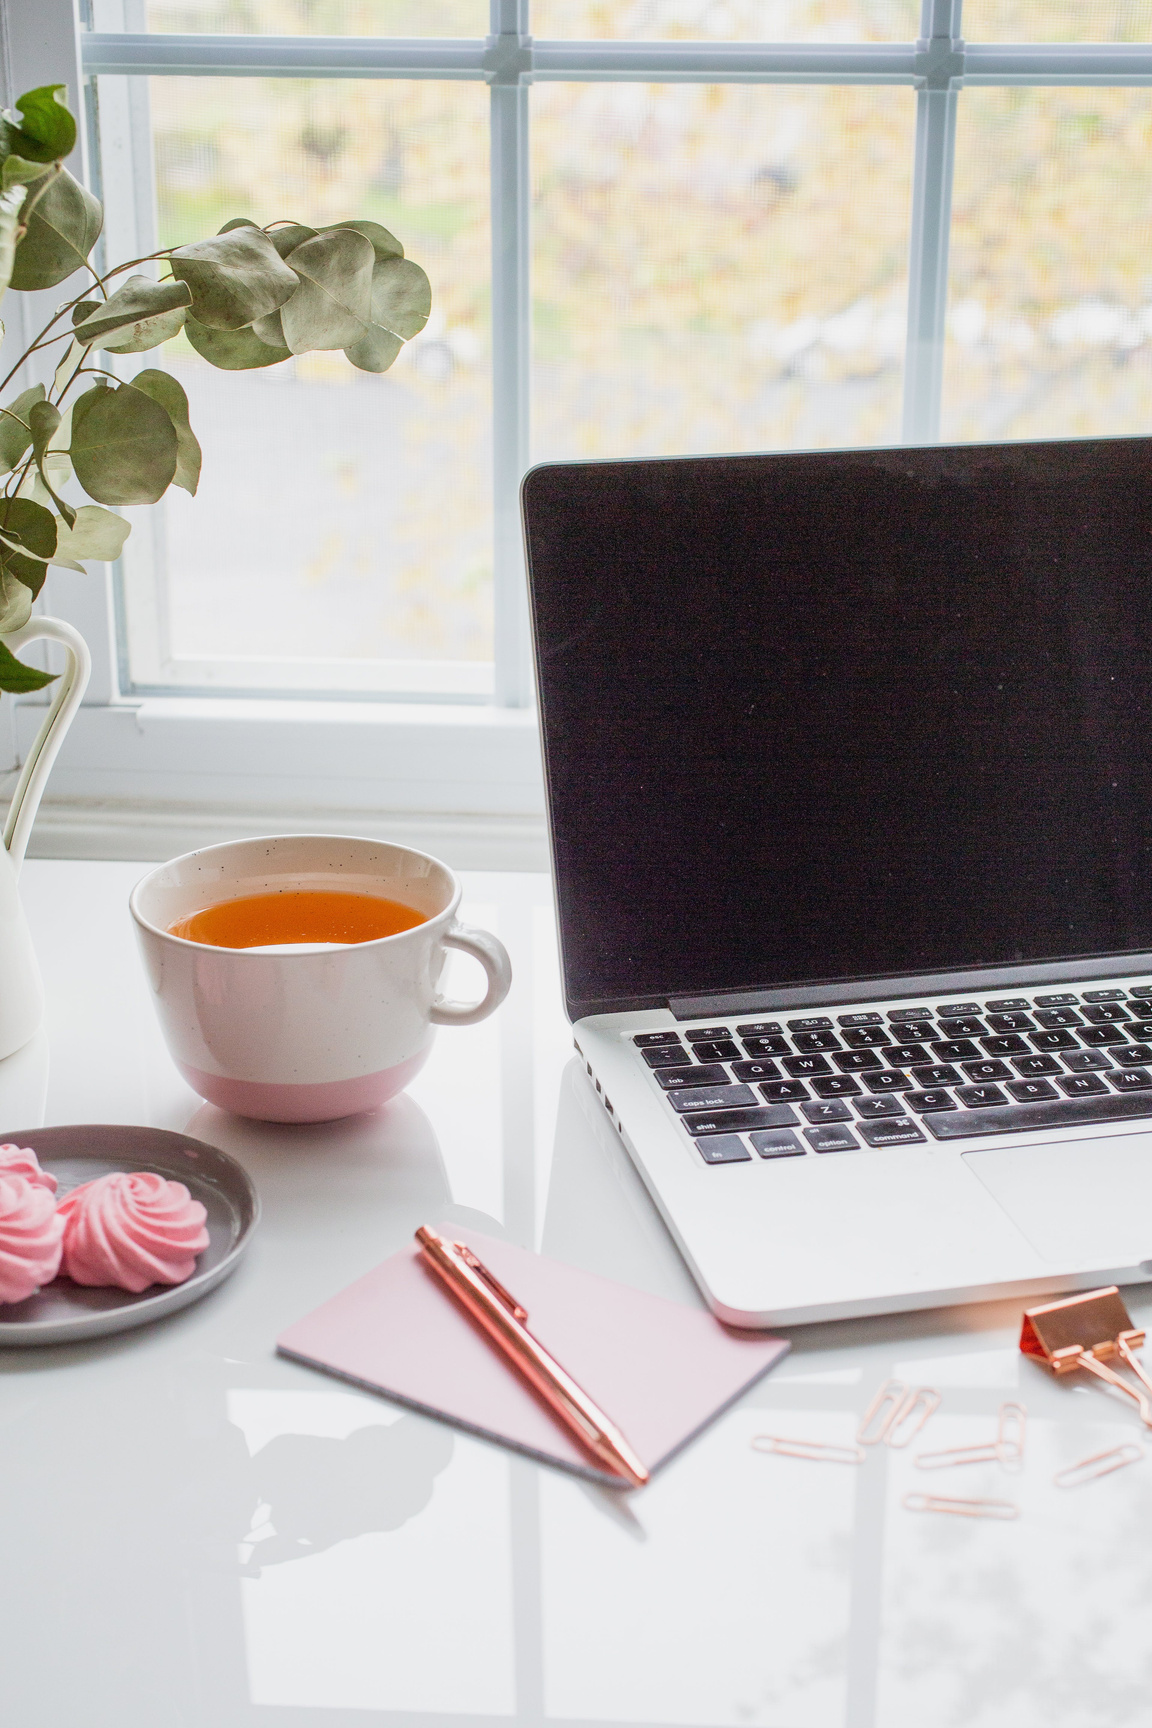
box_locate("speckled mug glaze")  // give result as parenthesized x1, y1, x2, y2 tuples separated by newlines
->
(130, 835, 511, 1123)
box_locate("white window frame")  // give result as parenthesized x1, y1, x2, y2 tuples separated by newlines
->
(4, 0, 1152, 864)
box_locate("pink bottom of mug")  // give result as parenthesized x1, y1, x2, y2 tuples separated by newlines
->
(177, 1053, 428, 1123)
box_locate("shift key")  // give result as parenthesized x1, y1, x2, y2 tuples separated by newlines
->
(669, 1084, 756, 1113)
(683, 1103, 800, 1135)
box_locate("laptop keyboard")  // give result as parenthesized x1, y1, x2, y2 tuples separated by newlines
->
(633, 987, 1152, 1163)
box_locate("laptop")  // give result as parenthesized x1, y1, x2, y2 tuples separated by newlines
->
(521, 437, 1152, 1328)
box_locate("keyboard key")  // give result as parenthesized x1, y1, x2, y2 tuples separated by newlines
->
(980, 1034, 1030, 1056)
(885, 1043, 930, 1067)
(910, 1063, 962, 1086)
(857, 1118, 926, 1146)
(694, 1135, 752, 1164)
(634, 1031, 683, 1047)
(793, 1030, 841, 1052)
(1112, 1044, 1152, 1067)
(864, 1070, 913, 1092)
(1034, 993, 1079, 1006)
(788, 1016, 833, 1031)
(938, 1016, 987, 1037)
(1129, 985, 1152, 998)
(784, 1053, 832, 1077)
(1012, 1054, 1062, 1076)
(749, 1129, 805, 1158)
(931, 1039, 981, 1061)
(669, 1084, 756, 1113)
(907, 1089, 957, 1113)
(888, 1020, 935, 1042)
(838, 1011, 882, 1026)
(1110, 1068, 1152, 1090)
(855, 1096, 904, 1118)
(683, 1104, 801, 1135)
(962, 1059, 1012, 1081)
(685, 1025, 733, 1042)
(888, 1006, 934, 1021)
(760, 1080, 810, 1101)
(1078, 1026, 1129, 1047)
(805, 1124, 860, 1153)
(1030, 1029, 1079, 1052)
(643, 1043, 689, 1067)
(812, 1074, 861, 1098)
(736, 1021, 783, 1036)
(842, 1026, 890, 1048)
(1034, 1008, 1083, 1028)
(732, 1058, 782, 1082)
(691, 1039, 740, 1062)
(1081, 1004, 1131, 1024)
(984, 998, 1031, 1011)
(834, 1050, 884, 1072)
(742, 1035, 789, 1057)
(1058, 1074, 1109, 1097)
(955, 1083, 1010, 1107)
(802, 1100, 852, 1123)
(986, 1012, 1035, 1033)
(924, 1091, 1152, 1138)
(1062, 1050, 1114, 1072)
(1127, 1001, 1152, 1021)
(654, 1064, 730, 1090)
(1007, 1078, 1058, 1102)
(1083, 989, 1126, 1003)
(938, 1002, 981, 1016)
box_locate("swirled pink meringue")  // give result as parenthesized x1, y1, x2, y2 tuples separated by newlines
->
(58, 1171, 209, 1293)
(0, 1173, 64, 1304)
(0, 1143, 58, 1194)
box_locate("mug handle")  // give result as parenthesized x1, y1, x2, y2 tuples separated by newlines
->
(430, 922, 513, 1026)
(2, 616, 92, 875)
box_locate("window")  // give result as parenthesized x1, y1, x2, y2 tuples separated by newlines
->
(6, 1, 1152, 861)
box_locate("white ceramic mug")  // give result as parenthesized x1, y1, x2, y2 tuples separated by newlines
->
(129, 835, 512, 1123)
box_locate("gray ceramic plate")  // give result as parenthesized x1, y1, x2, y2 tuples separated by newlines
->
(0, 1124, 259, 1346)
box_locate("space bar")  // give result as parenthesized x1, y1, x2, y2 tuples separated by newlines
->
(925, 1091, 1152, 1140)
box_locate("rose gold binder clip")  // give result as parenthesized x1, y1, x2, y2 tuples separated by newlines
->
(856, 1379, 941, 1447)
(914, 1401, 1027, 1471)
(1019, 1287, 1152, 1428)
(1054, 1443, 1144, 1489)
(751, 1435, 865, 1465)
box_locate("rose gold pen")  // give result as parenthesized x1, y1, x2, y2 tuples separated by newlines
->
(415, 1225, 649, 1488)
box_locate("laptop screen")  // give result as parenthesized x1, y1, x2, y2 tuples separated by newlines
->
(523, 439, 1152, 1020)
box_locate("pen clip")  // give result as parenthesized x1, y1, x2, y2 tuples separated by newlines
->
(454, 1242, 528, 1321)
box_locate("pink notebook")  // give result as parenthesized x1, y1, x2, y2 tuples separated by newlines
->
(277, 1225, 789, 1486)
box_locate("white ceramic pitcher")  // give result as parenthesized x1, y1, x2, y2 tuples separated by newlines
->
(0, 617, 91, 1061)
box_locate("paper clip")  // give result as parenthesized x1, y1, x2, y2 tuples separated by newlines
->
(903, 1491, 1019, 1521)
(885, 1387, 942, 1448)
(1054, 1443, 1144, 1490)
(856, 1379, 909, 1444)
(751, 1435, 866, 1465)
(1020, 1287, 1152, 1428)
(914, 1400, 1027, 1471)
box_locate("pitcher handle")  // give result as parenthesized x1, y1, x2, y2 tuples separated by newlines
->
(2, 617, 91, 875)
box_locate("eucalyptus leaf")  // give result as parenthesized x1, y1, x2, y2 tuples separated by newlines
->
(344, 324, 403, 374)
(0, 638, 55, 692)
(28, 398, 74, 527)
(169, 227, 298, 331)
(69, 381, 178, 506)
(326, 219, 403, 263)
(266, 223, 317, 259)
(279, 226, 374, 354)
(183, 315, 288, 370)
(71, 274, 191, 346)
(0, 183, 26, 302)
(9, 166, 102, 291)
(53, 337, 87, 396)
(52, 503, 130, 567)
(0, 569, 33, 634)
(250, 308, 290, 352)
(218, 217, 259, 233)
(131, 368, 201, 496)
(1, 156, 52, 191)
(369, 256, 432, 340)
(0, 383, 44, 473)
(0, 496, 57, 599)
(0, 85, 77, 165)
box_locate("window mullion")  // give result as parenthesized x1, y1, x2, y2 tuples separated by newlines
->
(902, 0, 962, 444)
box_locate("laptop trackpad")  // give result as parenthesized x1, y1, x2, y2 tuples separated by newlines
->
(965, 1134, 1152, 1267)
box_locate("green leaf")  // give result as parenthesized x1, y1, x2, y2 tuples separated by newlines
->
(218, 217, 259, 233)
(169, 227, 298, 331)
(368, 256, 431, 340)
(53, 337, 86, 396)
(71, 274, 191, 349)
(250, 308, 290, 352)
(0, 638, 56, 692)
(69, 381, 178, 506)
(130, 368, 201, 496)
(279, 226, 374, 354)
(0, 572, 33, 636)
(344, 324, 403, 374)
(0, 183, 26, 303)
(0, 496, 57, 600)
(266, 222, 317, 259)
(183, 315, 288, 370)
(325, 218, 403, 263)
(28, 399, 75, 527)
(0, 85, 77, 165)
(0, 383, 44, 473)
(52, 503, 130, 567)
(1, 156, 52, 191)
(9, 166, 102, 291)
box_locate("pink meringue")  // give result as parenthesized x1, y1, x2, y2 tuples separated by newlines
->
(0, 1143, 58, 1194)
(58, 1171, 209, 1293)
(0, 1173, 65, 1304)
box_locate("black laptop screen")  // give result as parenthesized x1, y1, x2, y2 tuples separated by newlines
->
(523, 440, 1152, 1019)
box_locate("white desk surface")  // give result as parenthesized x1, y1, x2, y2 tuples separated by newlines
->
(3, 860, 1151, 1728)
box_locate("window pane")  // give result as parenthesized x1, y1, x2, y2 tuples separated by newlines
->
(531, 83, 915, 465)
(941, 88, 1152, 444)
(143, 0, 487, 35)
(102, 76, 492, 695)
(533, 0, 919, 39)
(963, 2, 1152, 42)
